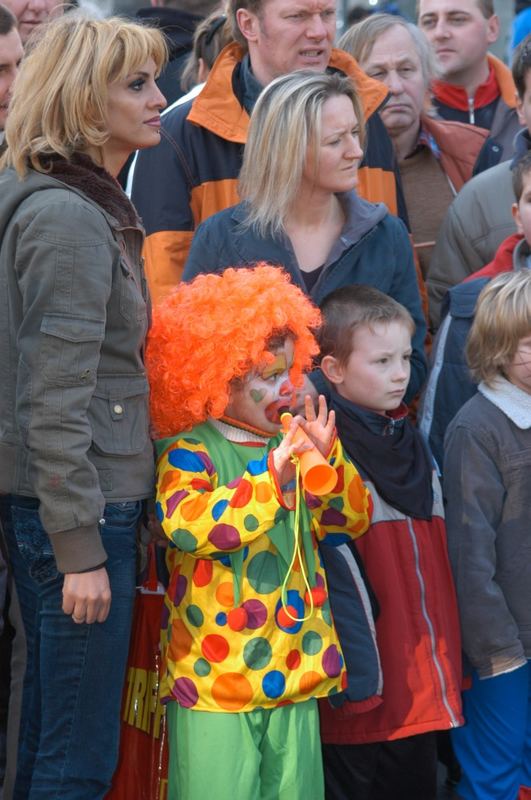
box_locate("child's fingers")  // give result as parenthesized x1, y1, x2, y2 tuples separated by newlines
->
(304, 394, 317, 422)
(316, 394, 328, 426)
(325, 408, 335, 434)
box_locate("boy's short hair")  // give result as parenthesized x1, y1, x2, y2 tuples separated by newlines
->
(318, 285, 415, 365)
(512, 151, 531, 201)
(467, 270, 531, 386)
(512, 33, 531, 99)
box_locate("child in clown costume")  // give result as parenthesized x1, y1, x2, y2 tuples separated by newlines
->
(146, 265, 372, 800)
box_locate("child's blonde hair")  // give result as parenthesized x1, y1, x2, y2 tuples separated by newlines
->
(467, 270, 531, 386)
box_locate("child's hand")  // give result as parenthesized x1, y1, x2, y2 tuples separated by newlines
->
(293, 394, 336, 457)
(272, 419, 313, 487)
(292, 375, 318, 415)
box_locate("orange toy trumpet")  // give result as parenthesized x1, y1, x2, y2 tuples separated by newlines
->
(280, 412, 338, 496)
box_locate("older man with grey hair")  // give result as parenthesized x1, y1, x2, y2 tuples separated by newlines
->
(339, 12, 491, 292)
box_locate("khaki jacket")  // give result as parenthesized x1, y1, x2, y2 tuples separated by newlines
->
(0, 167, 154, 572)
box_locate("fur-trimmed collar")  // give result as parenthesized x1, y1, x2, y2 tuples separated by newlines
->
(44, 153, 139, 229)
(479, 377, 531, 429)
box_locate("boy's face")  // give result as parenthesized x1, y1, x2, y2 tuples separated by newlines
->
(505, 332, 531, 396)
(224, 338, 296, 434)
(322, 320, 412, 415)
(512, 170, 531, 242)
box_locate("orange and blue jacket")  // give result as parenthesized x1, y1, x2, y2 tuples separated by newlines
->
(130, 43, 406, 306)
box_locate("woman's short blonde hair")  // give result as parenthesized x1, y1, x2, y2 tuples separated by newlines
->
(467, 270, 531, 386)
(4, 14, 167, 175)
(238, 70, 365, 238)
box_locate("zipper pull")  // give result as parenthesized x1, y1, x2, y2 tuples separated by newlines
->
(468, 96, 475, 125)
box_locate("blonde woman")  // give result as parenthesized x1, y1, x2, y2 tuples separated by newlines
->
(183, 70, 427, 400)
(0, 15, 166, 798)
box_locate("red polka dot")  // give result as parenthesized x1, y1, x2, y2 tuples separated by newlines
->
(304, 586, 327, 607)
(277, 606, 299, 628)
(190, 478, 212, 492)
(201, 634, 230, 663)
(227, 607, 248, 631)
(229, 478, 253, 508)
(193, 559, 213, 588)
(334, 464, 345, 494)
(286, 650, 301, 670)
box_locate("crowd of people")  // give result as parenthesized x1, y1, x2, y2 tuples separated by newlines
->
(1, 1, 531, 800)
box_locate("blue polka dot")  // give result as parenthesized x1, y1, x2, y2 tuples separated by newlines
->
(155, 501, 164, 522)
(212, 499, 229, 521)
(262, 670, 285, 699)
(215, 612, 227, 626)
(168, 449, 206, 473)
(247, 455, 268, 476)
(321, 532, 351, 546)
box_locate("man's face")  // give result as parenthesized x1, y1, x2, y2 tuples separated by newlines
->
(236, 0, 336, 87)
(516, 69, 531, 134)
(418, 0, 498, 84)
(0, 28, 23, 129)
(2, 0, 62, 45)
(360, 25, 427, 142)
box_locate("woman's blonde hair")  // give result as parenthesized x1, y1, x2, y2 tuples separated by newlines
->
(467, 270, 531, 386)
(238, 70, 365, 238)
(3, 15, 167, 175)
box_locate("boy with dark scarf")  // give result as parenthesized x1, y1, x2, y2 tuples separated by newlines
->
(315, 285, 463, 800)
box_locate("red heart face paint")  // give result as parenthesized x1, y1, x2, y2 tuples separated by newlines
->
(224, 339, 296, 434)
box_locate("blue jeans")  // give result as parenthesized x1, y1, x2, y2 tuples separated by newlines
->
(1, 495, 140, 800)
(451, 662, 531, 800)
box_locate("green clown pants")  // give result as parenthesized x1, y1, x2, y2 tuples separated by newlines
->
(166, 698, 324, 800)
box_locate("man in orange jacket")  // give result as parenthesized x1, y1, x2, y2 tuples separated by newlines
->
(418, 0, 521, 163)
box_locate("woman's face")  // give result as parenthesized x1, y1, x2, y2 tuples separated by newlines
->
(301, 94, 364, 197)
(102, 58, 166, 174)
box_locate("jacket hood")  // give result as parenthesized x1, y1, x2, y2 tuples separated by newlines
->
(135, 7, 201, 53)
(232, 191, 387, 257)
(187, 43, 389, 145)
(488, 53, 518, 109)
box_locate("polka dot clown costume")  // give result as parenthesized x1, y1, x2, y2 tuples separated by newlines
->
(146, 266, 371, 799)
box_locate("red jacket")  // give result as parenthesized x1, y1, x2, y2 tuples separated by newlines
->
(319, 473, 463, 744)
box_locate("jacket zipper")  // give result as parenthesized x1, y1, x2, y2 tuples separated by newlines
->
(406, 517, 460, 728)
(468, 96, 475, 125)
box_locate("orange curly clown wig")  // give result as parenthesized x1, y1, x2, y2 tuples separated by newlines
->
(146, 265, 322, 437)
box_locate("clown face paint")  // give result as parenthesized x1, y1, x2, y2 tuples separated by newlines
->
(224, 339, 296, 434)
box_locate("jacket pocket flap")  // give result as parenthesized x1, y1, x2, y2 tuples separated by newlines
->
(40, 314, 105, 343)
(92, 375, 149, 400)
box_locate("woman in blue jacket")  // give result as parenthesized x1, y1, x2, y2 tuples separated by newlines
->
(183, 70, 427, 400)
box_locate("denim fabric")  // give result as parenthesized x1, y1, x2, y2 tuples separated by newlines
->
(3, 496, 140, 800)
(451, 662, 531, 800)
